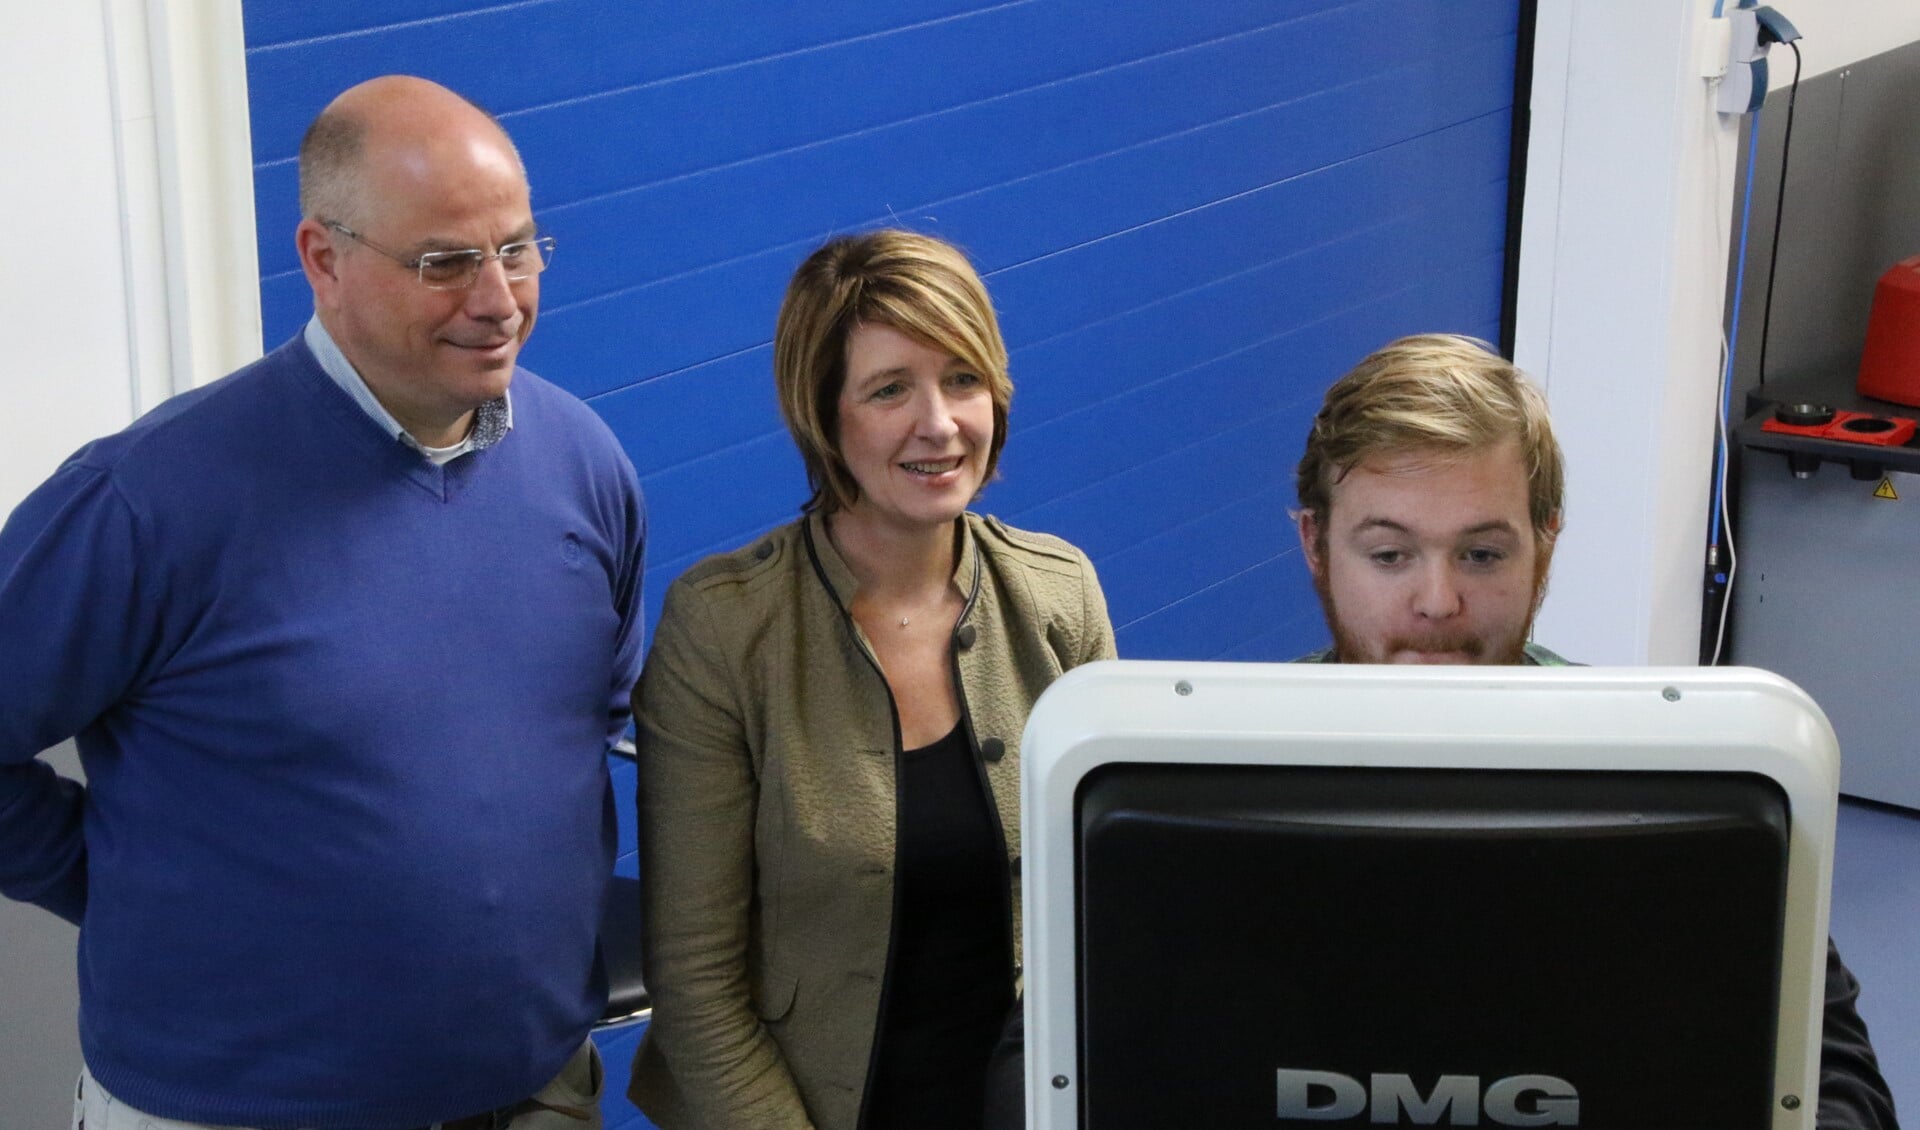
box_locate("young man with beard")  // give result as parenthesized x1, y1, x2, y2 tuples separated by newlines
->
(1292, 333, 1896, 1129)
(987, 335, 1895, 1129)
(1293, 333, 1565, 667)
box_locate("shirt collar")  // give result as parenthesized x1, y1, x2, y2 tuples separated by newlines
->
(303, 315, 512, 462)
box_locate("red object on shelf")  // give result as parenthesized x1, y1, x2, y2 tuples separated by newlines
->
(1858, 254, 1920, 407)
(1761, 408, 1917, 447)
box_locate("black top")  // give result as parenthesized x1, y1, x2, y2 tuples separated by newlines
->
(865, 722, 1014, 1129)
(1818, 938, 1902, 1130)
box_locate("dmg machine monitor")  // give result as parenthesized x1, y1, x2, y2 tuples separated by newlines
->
(1020, 662, 1838, 1130)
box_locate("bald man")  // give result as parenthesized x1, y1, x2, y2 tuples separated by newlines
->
(0, 77, 645, 1129)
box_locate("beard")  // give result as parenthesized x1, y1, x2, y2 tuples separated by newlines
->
(1311, 546, 1553, 666)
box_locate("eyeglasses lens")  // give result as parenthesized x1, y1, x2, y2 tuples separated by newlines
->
(416, 239, 554, 289)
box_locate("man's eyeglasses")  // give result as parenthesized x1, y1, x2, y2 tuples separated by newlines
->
(323, 221, 555, 290)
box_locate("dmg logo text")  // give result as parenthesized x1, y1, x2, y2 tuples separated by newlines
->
(1276, 1068, 1579, 1126)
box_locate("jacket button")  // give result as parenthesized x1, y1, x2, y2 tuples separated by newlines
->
(981, 737, 1006, 762)
(754, 541, 774, 561)
(955, 624, 977, 649)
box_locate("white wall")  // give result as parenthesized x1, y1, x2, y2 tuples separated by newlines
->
(0, 0, 258, 523)
(0, 5, 139, 517)
(1520, 0, 1920, 664)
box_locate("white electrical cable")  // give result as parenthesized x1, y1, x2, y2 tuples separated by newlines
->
(1711, 328, 1739, 666)
(1707, 101, 1741, 666)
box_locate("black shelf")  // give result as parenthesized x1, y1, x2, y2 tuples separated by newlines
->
(1738, 385, 1920, 479)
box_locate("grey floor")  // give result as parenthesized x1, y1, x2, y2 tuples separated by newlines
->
(1830, 797, 1920, 1119)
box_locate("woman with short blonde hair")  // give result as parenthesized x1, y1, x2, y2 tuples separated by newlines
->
(630, 230, 1114, 1129)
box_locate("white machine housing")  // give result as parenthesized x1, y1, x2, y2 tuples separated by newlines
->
(1020, 661, 1838, 1130)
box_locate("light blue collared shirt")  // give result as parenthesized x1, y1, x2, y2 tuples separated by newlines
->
(304, 316, 512, 464)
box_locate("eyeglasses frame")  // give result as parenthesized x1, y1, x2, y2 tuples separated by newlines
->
(321, 220, 555, 290)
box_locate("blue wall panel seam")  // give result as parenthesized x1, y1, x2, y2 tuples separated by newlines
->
(245, 0, 561, 54)
(1377, 83, 1520, 150)
(498, 1, 1038, 120)
(560, 193, 1492, 408)
(647, 522, 809, 586)
(1015, 320, 1351, 445)
(1100, 492, 1304, 585)
(582, 341, 771, 402)
(247, 1, 1038, 163)
(535, 63, 1457, 322)
(1005, 281, 1424, 487)
(251, 1, 1052, 163)
(1000, 391, 1347, 540)
(1113, 549, 1304, 633)
(991, 104, 1511, 279)
(1203, 608, 1329, 661)
(522, 10, 1344, 214)
(1010, 213, 1415, 357)
(263, 134, 1498, 304)
(634, 423, 791, 482)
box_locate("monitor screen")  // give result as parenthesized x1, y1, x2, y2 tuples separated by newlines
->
(1021, 663, 1838, 1130)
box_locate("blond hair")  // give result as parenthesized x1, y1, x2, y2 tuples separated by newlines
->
(1296, 334, 1563, 541)
(774, 230, 1012, 514)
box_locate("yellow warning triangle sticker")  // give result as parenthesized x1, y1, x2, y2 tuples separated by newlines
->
(1873, 477, 1899, 501)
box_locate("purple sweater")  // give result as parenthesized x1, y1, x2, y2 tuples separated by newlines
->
(0, 336, 646, 1128)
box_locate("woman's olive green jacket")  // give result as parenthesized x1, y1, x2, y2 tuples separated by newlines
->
(628, 511, 1115, 1129)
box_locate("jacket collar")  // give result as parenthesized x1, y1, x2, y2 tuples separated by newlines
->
(802, 511, 983, 621)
